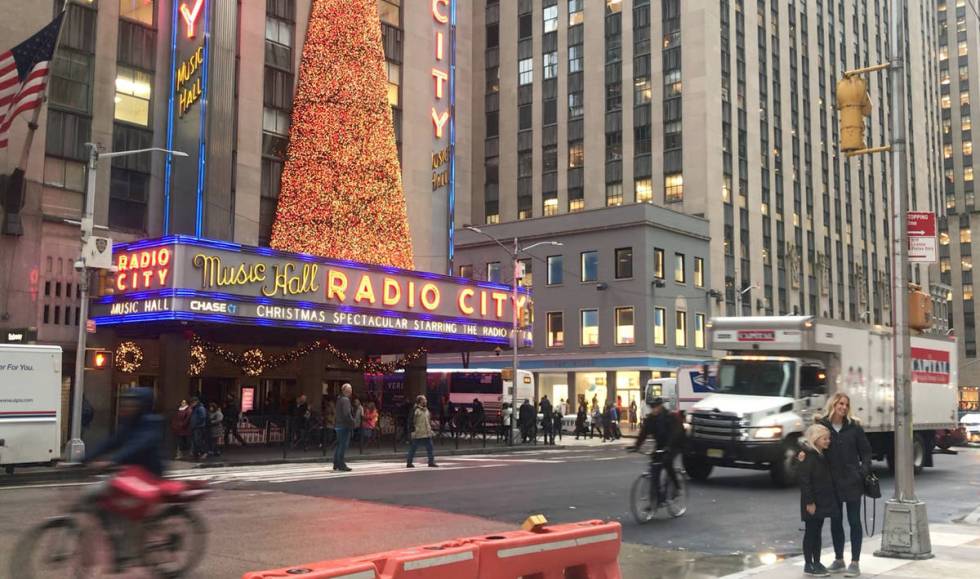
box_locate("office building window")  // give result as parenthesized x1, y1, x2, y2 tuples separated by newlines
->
(581, 251, 599, 282)
(50, 51, 92, 113)
(654, 248, 665, 279)
(606, 182, 623, 206)
(519, 58, 533, 85)
(544, 51, 558, 79)
(544, 4, 558, 33)
(635, 178, 652, 202)
(569, 0, 584, 26)
(114, 65, 152, 126)
(616, 307, 635, 344)
(674, 253, 686, 283)
(543, 193, 559, 216)
(487, 262, 501, 283)
(694, 257, 704, 288)
(569, 140, 584, 167)
(675, 311, 687, 347)
(664, 173, 683, 202)
(109, 123, 152, 231)
(547, 255, 564, 285)
(615, 247, 633, 279)
(458, 264, 473, 278)
(378, 0, 400, 26)
(569, 45, 583, 73)
(581, 309, 599, 345)
(119, 0, 154, 25)
(694, 313, 706, 349)
(653, 307, 666, 345)
(547, 312, 564, 347)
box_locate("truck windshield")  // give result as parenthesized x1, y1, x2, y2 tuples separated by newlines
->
(717, 360, 795, 397)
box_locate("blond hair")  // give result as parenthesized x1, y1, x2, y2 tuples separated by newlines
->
(817, 391, 860, 425)
(803, 424, 831, 454)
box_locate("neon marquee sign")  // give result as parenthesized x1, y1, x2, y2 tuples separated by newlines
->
(180, 0, 204, 38)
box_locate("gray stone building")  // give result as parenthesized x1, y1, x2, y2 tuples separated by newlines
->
(432, 203, 712, 412)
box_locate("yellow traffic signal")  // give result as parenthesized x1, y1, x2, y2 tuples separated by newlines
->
(837, 75, 872, 152)
(908, 289, 932, 331)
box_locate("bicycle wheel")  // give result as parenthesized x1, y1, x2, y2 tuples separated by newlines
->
(11, 516, 96, 579)
(629, 474, 656, 524)
(142, 505, 208, 579)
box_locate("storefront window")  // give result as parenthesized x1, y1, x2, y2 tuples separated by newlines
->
(575, 372, 607, 410)
(616, 371, 641, 427)
(540, 373, 569, 409)
(615, 306, 635, 344)
(961, 386, 979, 412)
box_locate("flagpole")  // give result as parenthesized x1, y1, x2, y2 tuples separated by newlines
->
(13, 0, 71, 172)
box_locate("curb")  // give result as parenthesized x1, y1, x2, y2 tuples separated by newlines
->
(0, 442, 568, 486)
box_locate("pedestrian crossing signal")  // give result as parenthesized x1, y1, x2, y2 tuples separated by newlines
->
(85, 348, 111, 370)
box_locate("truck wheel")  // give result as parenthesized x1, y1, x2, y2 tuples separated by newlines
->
(770, 440, 800, 487)
(913, 433, 925, 474)
(683, 455, 713, 481)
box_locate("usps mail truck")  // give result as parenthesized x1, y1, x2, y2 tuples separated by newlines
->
(0, 344, 63, 473)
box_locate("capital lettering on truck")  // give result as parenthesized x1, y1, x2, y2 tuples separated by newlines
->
(911, 347, 950, 384)
(737, 330, 775, 342)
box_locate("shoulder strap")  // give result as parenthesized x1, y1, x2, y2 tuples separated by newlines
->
(864, 495, 877, 536)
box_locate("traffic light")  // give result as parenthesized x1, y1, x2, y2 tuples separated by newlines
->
(85, 348, 111, 370)
(908, 288, 933, 331)
(836, 75, 872, 152)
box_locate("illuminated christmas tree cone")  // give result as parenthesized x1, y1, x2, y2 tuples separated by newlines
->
(271, 0, 414, 269)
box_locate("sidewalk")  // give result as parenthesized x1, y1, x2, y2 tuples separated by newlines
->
(0, 431, 616, 485)
(721, 520, 980, 578)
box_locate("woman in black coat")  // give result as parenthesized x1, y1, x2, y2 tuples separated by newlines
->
(818, 392, 872, 577)
(574, 406, 588, 440)
(798, 424, 839, 577)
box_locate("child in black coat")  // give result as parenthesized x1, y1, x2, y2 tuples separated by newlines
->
(798, 424, 840, 577)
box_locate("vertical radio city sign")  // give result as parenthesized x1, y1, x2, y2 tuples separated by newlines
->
(164, 0, 211, 237)
(431, 0, 457, 274)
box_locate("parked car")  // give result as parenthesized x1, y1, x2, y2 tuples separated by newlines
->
(961, 414, 980, 443)
(936, 427, 966, 449)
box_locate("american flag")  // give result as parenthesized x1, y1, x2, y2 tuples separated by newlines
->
(0, 12, 65, 150)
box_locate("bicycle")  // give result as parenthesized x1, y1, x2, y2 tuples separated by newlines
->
(11, 467, 210, 578)
(628, 448, 688, 523)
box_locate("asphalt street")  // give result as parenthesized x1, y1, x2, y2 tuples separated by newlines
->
(1, 442, 978, 578)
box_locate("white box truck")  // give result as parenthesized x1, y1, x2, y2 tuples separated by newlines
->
(0, 344, 63, 473)
(682, 316, 958, 486)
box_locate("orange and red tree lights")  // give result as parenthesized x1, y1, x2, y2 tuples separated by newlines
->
(270, 0, 414, 270)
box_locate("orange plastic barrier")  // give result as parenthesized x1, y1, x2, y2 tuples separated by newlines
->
(241, 541, 480, 579)
(242, 519, 621, 579)
(474, 520, 621, 579)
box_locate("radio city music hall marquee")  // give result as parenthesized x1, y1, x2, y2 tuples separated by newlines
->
(91, 237, 525, 344)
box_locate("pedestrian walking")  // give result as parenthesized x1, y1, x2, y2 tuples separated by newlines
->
(540, 395, 553, 445)
(333, 383, 354, 471)
(558, 397, 568, 417)
(223, 394, 247, 447)
(171, 399, 192, 459)
(816, 392, 872, 577)
(575, 405, 588, 440)
(552, 407, 563, 443)
(207, 402, 224, 457)
(518, 399, 535, 443)
(351, 398, 364, 442)
(590, 403, 604, 439)
(628, 399, 638, 431)
(289, 394, 310, 446)
(798, 424, 840, 577)
(406, 395, 439, 468)
(189, 397, 208, 459)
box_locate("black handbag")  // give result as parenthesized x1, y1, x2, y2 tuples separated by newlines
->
(864, 471, 882, 498)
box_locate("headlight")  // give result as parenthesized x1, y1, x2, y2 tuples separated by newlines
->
(753, 426, 783, 439)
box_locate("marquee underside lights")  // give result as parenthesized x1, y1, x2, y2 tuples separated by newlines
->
(270, 0, 414, 269)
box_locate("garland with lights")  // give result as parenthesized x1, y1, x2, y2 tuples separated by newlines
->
(188, 342, 208, 377)
(269, 0, 414, 269)
(188, 335, 427, 377)
(114, 341, 143, 374)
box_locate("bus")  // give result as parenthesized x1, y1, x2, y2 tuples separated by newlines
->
(364, 368, 535, 419)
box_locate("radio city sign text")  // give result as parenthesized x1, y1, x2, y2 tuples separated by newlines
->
(108, 241, 527, 324)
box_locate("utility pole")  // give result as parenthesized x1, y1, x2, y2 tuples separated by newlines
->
(876, 0, 932, 559)
(511, 236, 520, 446)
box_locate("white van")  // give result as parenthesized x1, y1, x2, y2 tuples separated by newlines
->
(0, 344, 63, 473)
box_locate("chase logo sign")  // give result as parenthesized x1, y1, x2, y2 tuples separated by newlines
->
(910, 347, 950, 384)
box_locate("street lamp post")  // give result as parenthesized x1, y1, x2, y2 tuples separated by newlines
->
(65, 144, 187, 463)
(737, 284, 759, 315)
(463, 226, 561, 445)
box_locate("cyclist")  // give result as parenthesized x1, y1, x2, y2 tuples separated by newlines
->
(629, 397, 680, 510)
(87, 387, 165, 476)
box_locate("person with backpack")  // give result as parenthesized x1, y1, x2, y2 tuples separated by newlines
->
(798, 423, 840, 577)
